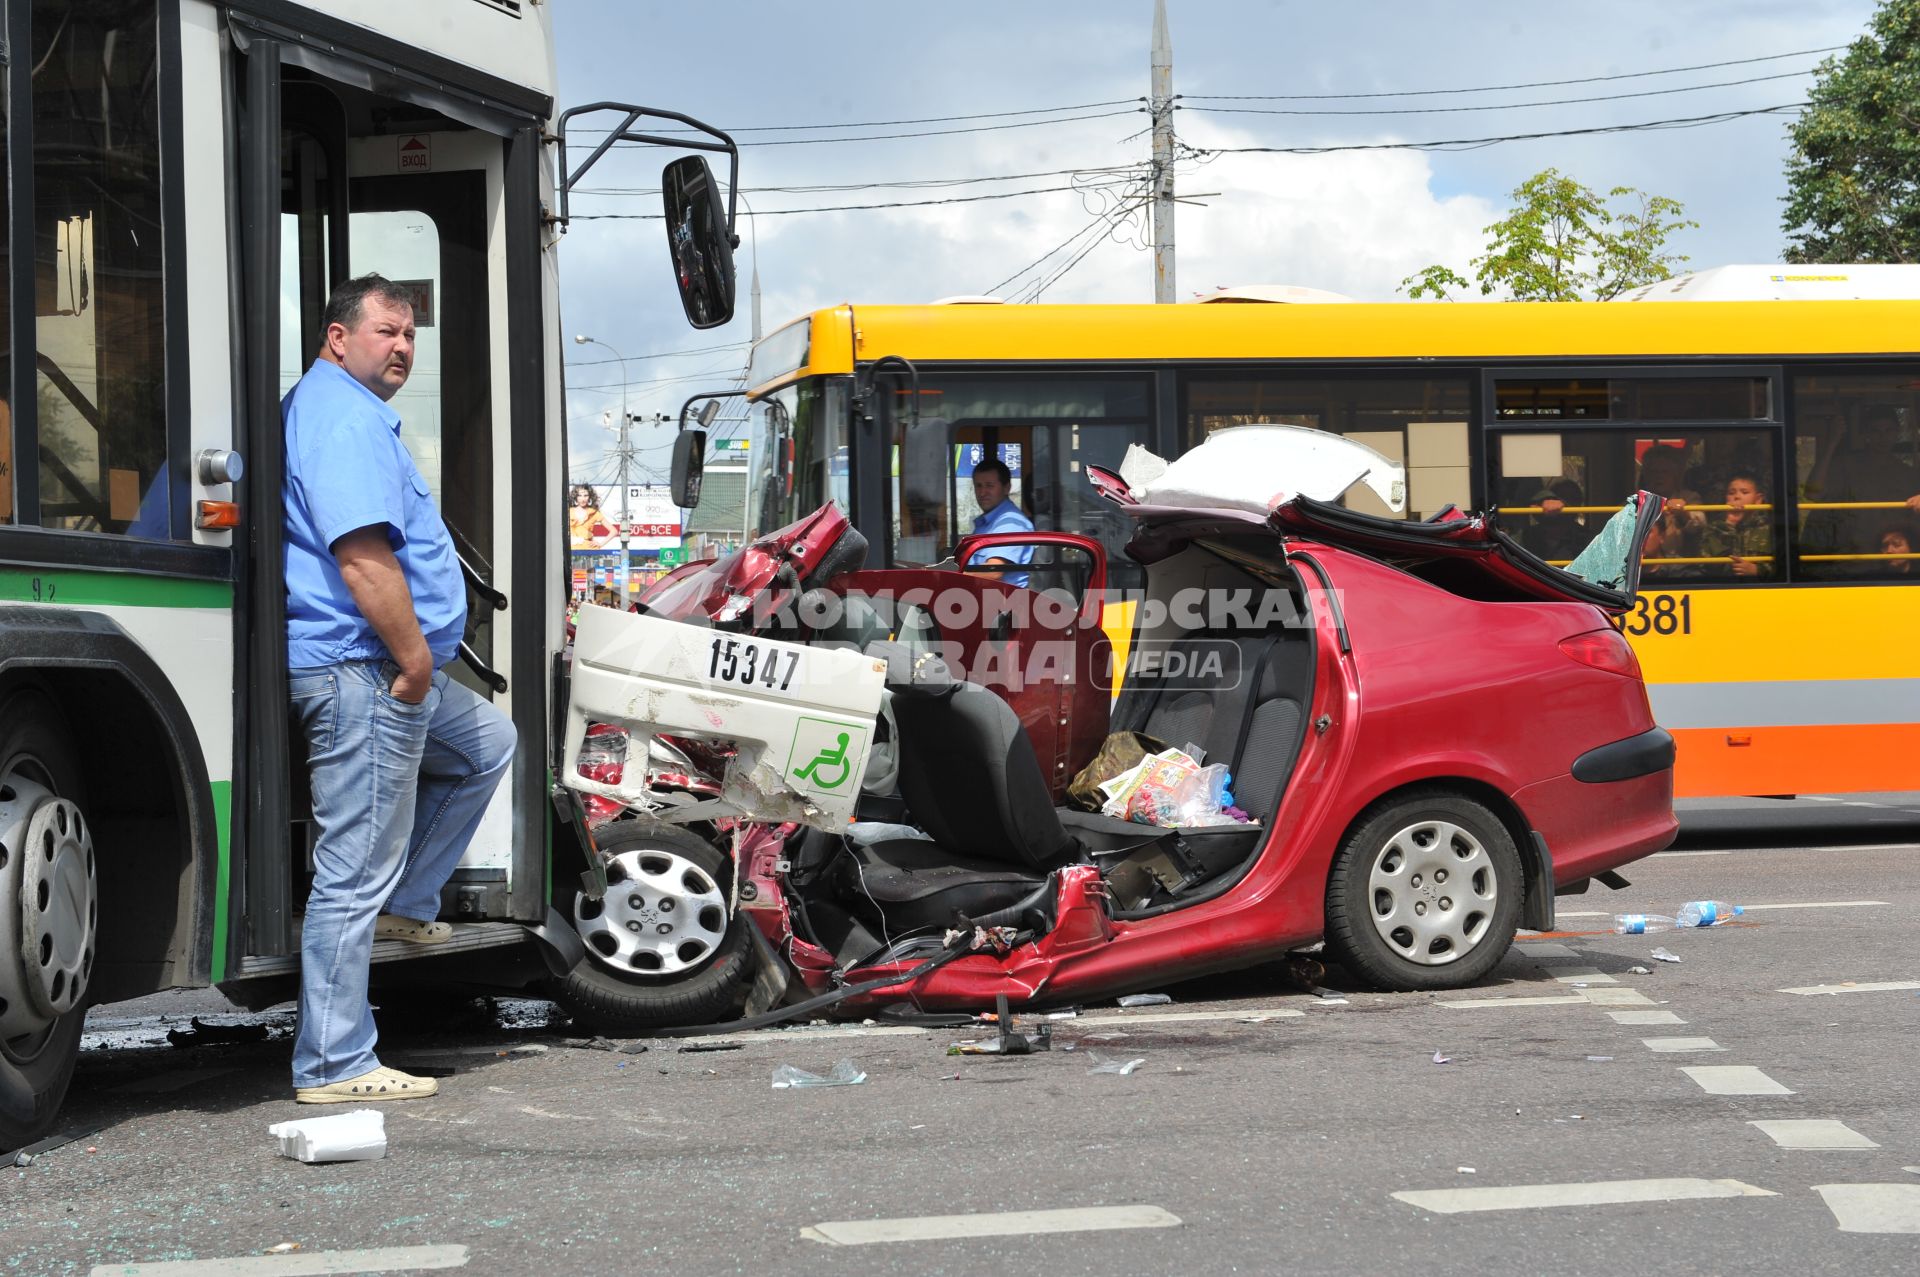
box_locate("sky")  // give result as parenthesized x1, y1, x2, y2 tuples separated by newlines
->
(552, 0, 1881, 491)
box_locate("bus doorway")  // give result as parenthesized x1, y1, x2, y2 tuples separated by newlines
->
(234, 55, 539, 980)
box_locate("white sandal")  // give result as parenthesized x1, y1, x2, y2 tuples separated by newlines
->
(295, 1065, 439, 1104)
(374, 914, 453, 945)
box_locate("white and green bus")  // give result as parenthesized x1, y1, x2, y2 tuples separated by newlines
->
(0, 0, 738, 1149)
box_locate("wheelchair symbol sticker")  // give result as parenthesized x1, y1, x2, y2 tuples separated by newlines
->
(785, 717, 868, 796)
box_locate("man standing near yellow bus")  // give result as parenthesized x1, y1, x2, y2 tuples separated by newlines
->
(281, 275, 516, 1103)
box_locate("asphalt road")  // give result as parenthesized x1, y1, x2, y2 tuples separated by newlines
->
(9, 801, 1920, 1276)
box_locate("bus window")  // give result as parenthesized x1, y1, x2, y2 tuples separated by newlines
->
(34, 1, 169, 537)
(1494, 428, 1781, 582)
(1496, 375, 1772, 422)
(1792, 372, 1920, 581)
(1184, 376, 1471, 519)
(741, 377, 845, 544)
(888, 375, 1150, 587)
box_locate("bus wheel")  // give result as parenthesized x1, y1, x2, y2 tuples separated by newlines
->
(0, 690, 95, 1152)
(555, 822, 751, 1034)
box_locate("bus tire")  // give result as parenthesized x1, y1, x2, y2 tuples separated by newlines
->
(0, 689, 92, 1152)
(1323, 787, 1521, 992)
(554, 822, 751, 1034)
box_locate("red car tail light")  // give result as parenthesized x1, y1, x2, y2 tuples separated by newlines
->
(1558, 628, 1642, 679)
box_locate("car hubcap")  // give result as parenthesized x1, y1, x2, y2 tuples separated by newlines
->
(574, 847, 728, 978)
(1366, 819, 1495, 966)
(0, 770, 97, 1041)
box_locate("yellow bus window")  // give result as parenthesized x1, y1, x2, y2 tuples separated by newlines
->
(1184, 376, 1470, 520)
(1495, 429, 1780, 583)
(1792, 373, 1920, 582)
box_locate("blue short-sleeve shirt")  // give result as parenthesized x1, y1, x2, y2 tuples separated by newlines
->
(969, 499, 1035, 588)
(282, 360, 467, 669)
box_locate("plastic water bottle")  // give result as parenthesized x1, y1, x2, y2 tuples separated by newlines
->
(1613, 913, 1678, 935)
(1676, 900, 1743, 928)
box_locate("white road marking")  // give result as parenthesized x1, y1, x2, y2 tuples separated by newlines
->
(1643, 1037, 1724, 1053)
(1814, 1184, 1920, 1233)
(1682, 1066, 1794, 1096)
(1515, 942, 1582, 959)
(1392, 1178, 1776, 1215)
(1778, 981, 1920, 996)
(1437, 994, 1591, 1010)
(1611, 1010, 1686, 1025)
(86, 1246, 469, 1276)
(1553, 968, 1619, 985)
(1102, 1008, 1305, 1026)
(1750, 1120, 1879, 1150)
(1582, 988, 1657, 1007)
(800, 1204, 1182, 1245)
(1560, 899, 1887, 919)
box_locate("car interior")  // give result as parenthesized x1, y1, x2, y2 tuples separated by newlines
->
(784, 535, 1317, 970)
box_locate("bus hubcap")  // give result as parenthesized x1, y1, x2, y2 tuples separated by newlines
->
(0, 776, 97, 1038)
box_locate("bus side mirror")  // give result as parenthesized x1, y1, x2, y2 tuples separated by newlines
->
(672, 429, 706, 509)
(661, 156, 736, 330)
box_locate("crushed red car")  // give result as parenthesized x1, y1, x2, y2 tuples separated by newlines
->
(553, 428, 1677, 1032)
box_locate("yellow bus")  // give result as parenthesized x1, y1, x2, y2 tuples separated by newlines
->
(731, 277, 1920, 800)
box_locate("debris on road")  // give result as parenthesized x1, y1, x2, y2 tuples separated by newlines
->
(1432, 1051, 1452, 1064)
(166, 1017, 271, 1048)
(1651, 947, 1682, 963)
(1118, 993, 1173, 1008)
(1586, 1055, 1614, 1062)
(563, 1037, 619, 1052)
(7, 1128, 99, 1167)
(268, 1110, 387, 1164)
(1086, 1052, 1146, 1076)
(677, 1042, 744, 1054)
(1629, 966, 1653, 975)
(771, 1059, 867, 1089)
(618, 1042, 651, 1055)
(265, 1243, 303, 1255)
(1676, 901, 1743, 927)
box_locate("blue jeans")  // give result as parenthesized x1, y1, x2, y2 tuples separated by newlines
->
(288, 660, 515, 1087)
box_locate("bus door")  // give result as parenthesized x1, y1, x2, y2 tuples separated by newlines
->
(237, 40, 545, 966)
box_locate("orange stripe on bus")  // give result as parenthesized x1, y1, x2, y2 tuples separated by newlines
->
(1670, 723, 1920, 798)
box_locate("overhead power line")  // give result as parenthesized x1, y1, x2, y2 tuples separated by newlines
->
(571, 176, 1143, 221)
(1183, 67, 1819, 117)
(565, 340, 748, 368)
(1183, 44, 1847, 101)
(571, 163, 1143, 198)
(573, 97, 1144, 136)
(610, 107, 1143, 149)
(1189, 102, 1808, 156)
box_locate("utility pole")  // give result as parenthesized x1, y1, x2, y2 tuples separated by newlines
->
(1151, 0, 1175, 303)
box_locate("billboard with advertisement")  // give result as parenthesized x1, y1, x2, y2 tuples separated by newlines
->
(568, 483, 684, 550)
(624, 485, 683, 550)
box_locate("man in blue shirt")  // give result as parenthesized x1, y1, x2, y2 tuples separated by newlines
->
(968, 457, 1034, 588)
(282, 274, 515, 1104)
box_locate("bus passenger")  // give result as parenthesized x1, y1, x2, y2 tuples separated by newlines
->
(1701, 472, 1773, 579)
(282, 274, 517, 1105)
(1524, 478, 1590, 563)
(1635, 445, 1703, 578)
(968, 457, 1034, 587)
(1879, 523, 1916, 576)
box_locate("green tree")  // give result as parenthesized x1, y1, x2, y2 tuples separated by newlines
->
(1782, 0, 1920, 263)
(1401, 169, 1696, 301)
